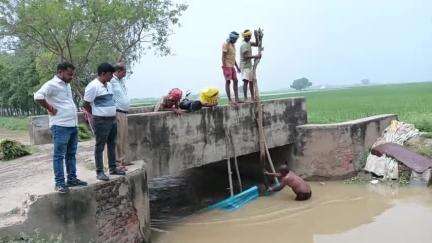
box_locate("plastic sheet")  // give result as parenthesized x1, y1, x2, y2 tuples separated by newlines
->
(207, 186, 259, 211)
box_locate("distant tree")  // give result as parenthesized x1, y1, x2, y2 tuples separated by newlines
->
(0, 0, 187, 99)
(290, 77, 312, 91)
(361, 79, 370, 85)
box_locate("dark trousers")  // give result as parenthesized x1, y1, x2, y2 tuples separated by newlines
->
(93, 116, 117, 173)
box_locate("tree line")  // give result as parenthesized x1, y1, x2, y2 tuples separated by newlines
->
(0, 0, 186, 116)
(0, 49, 45, 116)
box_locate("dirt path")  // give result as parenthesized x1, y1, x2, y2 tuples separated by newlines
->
(0, 139, 96, 221)
(0, 127, 102, 221)
(0, 128, 30, 145)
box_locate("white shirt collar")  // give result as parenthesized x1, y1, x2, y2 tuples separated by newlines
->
(96, 78, 108, 87)
(54, 75, 69, 86)
(113, 74, 122, 82)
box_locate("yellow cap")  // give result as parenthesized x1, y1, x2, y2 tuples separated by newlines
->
(242, 30, 252, 38)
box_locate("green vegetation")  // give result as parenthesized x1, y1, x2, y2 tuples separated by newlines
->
(0, 117, 28, 131)
(78, 124, 92, 141)
(0, 0, 187, 114)
(259, 82, 432, 130)
(2, 82, 432, 134)
(413, 119, 432, 133)
(0, 51, 43, 116)
(201, 82, 432, 130)
(140, 82, 430, 130)
(0, 139, 30, 160)
(290, 77, 312, 91)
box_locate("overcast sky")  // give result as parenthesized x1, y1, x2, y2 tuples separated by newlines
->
(127, 0, 432, 98)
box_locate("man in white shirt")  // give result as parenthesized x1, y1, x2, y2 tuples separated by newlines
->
(111, 62, 132, 169)
(83, 63, 125, 181)
(34, 62, 88, 193)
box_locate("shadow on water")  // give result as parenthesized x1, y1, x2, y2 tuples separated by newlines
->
(149, 144, 293, 229)
(149, 163, 256, 228)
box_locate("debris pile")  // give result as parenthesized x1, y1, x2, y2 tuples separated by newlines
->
(364, 120, 432, 186)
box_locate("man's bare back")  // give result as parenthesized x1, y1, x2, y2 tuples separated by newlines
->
(264, 165, 312, 201)
(283, 171, 311, 194)
(282, 171, 311, 201)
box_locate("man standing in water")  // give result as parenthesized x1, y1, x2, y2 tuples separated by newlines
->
(239, 29, 261, 102)
(222, 31, 241, 105)
(265, 165, 312, 201)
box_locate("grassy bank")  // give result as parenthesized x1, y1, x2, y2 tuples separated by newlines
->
(0, 117, 28, 131)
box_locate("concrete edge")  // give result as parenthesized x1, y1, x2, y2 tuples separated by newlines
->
(127, 97, 307, 118)
(297, 114, 398, 129)
(0, 160, 146, 229)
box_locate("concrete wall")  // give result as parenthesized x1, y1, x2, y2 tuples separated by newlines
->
(29, 106, 153, 145)
(292, 114, 397, 180)
(1, 162, 150, 243)
(127, 98, 307, 177)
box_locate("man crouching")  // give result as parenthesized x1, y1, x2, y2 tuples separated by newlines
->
(264, 165, 312, 201)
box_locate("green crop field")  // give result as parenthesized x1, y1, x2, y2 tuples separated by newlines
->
(212, 82, 432, 131)
(263, 82, 432, 131)
(1, 82, 432, 132)
(219, 82, 432, 131)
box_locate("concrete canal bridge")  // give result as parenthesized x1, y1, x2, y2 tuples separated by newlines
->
(1, 98, 396, 242)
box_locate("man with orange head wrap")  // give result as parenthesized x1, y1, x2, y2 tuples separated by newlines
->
(154, 88, 184, 115)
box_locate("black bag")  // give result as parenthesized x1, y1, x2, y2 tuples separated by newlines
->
(179, 92, 202, 112)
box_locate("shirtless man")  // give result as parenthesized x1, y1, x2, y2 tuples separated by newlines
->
(264, 165, 312, 201)
(222, 31, 241, 105)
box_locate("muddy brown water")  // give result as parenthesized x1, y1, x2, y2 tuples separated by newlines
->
(152, 182, 432, 243)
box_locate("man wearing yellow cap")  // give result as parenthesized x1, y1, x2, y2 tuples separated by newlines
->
(240, 29, 261, 101)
